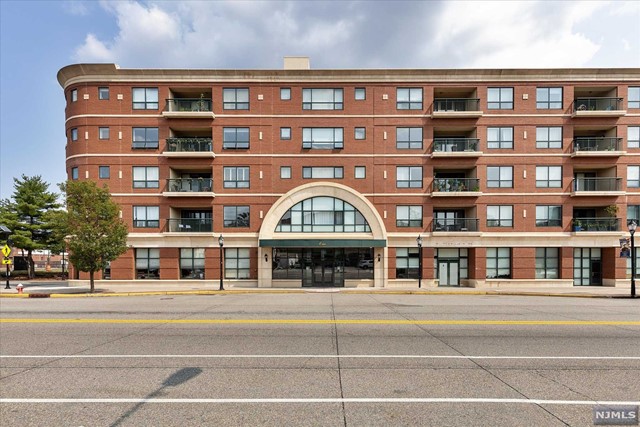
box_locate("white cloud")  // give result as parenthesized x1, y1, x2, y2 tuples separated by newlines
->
(73, 0, 638, 69)
(63, 0, 89, 16)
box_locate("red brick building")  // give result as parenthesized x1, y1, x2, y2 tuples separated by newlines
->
(57, 59, 640, 288)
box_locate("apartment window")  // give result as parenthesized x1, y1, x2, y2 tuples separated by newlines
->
(223, 88, 249, 110)
(628, 205, 640, 223)
(223, 166, 250, 188)
(396, 248, 419, 279)
(180, 248, 205, 280)
(396, 127, 423, 149)
(135, 248, 159, 279)
(99, 127, 110, 140)
(99, 166, 110, 179)
(225, 248, 250, 279)
(487, 127, 513, 149)
(280, 166, 291, 179)
(355, 88, 366, 100)
(487, 87, 513, 109)
(536, 87, 563, 109)
(302, 167, 343, 179)
(536, 248, 559, 279)
(355, 127, 366, 140)
(536, 166, 562, 188)
(132, 166, 159, 188)
(536, 127, 563, 149)
(486, 248, 511, 279)
(223, 127, 250, 149)
(628, 127, 640, 148)
(98, 87, 109, 100)
(132, 88, 158, 110)
(396, 206, 423, 227)
(302, 88, 343, 110)
(71, 167, 78, 180)
(71, 89, 77, 102)
(223, 206, 250, 228)
(280, 127, 291, 140)
(275, 196, 370, 233)
(487, 205, 513, 227)
(302, 128, 343, 149)
(396, 166, 422, 188)
(628, 166, 640, 188)
(487, 166, 513, 188)
(132, 127, 159, 149)
(355, 166, 366, 179)
(133, 206, 159, 228)
(536, 205, 562, 227)
(629, 87, 640, 109)
(71, 128, 78, 141)
(280, 88, 291, 101)
(397, 88, 423, 110)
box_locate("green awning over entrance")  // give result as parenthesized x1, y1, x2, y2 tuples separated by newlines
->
(260, 239, 386, 248)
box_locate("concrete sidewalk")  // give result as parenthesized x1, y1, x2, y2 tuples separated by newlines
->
(0, 280, 636, 298)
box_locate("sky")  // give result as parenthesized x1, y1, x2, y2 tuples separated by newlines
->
(1, 0, 639, 200)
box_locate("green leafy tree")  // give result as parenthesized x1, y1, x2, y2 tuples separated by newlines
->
(63, 180, 128, 292)
(0, 175, 61, 278)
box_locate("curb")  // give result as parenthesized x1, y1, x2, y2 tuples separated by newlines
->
(0, 289, 631, 299)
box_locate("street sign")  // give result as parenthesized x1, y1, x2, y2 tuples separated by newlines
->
(2, 258, 12, 265)
(1, 245, 10, 257)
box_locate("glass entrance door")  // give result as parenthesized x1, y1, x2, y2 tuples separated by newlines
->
(438, 260, 460, 286)
(301, 248, 345, 287)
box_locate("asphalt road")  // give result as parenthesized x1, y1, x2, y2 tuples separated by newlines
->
(1, 294, 639, 426)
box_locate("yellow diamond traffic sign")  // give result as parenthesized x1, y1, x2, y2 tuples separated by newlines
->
(1, 245, 10, 257)
(2, 258, 11, 265)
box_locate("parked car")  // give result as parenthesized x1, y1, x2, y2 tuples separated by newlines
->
(358, 259, 374, 269)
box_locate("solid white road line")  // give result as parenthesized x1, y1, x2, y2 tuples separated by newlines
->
(1, 354, 640, 360)
(0, 398, 639, 405)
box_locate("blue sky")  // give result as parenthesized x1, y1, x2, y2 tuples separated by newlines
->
(1, 0, 639, 200)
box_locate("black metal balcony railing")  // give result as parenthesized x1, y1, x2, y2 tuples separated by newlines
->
(573, 97, 623, 112)
(573, 177, 622, 192)
(572, 137, 622, 152)
(572, 217, 620, 232)
(167, 178, 213, 192)
(166, 137, 212, 152)
(433, 98, 480, 112)
(432, 218, 479, 232)
(433, 138, 480, 152)
(432, 178, 480, 193)
(165, 98, 213, 112)
(166, 218, 213, 233)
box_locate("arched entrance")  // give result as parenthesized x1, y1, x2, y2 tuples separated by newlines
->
(258, 183, 388, 288)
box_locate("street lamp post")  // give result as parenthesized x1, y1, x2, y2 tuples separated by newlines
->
(416, 234, 423, 289)
(629, 221, 637, 298)
(218, 234, 224, 291)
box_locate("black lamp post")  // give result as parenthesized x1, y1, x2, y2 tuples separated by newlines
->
(218, 235, 224, 291)
(629, 221, 637, 298)
(416, 234, 423, 289)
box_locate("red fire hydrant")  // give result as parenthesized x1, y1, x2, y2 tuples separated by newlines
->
(16, 283, 23, 294)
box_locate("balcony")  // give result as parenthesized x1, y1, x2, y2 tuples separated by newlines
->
(164, 178, 214, 197)
(571, 177, 623, 196)
(432, 138, 481, 157)
(432, 218, 479, 232)
(572, 217, 621, 232)
(432, 98, 482, 118)
(571, 137, 623, 157)
(162, 98, 215, 118)
(165, 218, 213, 233)
(572, 98, 625, 117)
(163, 137, 214, 158)
(432, 178, 481, 196)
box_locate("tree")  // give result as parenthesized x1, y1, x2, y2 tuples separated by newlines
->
(0, 175, 62, 278)
(63, 180, 128, 292)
